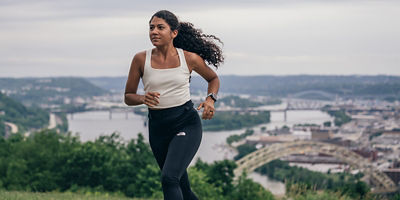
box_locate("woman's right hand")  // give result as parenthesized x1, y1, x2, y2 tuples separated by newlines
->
(143, 92, 160, 107)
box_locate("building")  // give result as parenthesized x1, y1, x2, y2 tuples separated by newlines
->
(311, 128, 332, 141)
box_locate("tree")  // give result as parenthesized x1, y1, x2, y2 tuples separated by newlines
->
(323, 121, 332, 127)
(125, 164, 161, 198)
(230, 173, 275, 200)
(234, 144, 257, 160)
(206, 160, 236, 195)
(188, 167, 224, 200)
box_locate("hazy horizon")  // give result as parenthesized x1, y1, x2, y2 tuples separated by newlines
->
(1, 0, 399, 77)
(2, 74, 400, 79)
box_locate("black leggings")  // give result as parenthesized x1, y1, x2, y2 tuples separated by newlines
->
(148, 100, 202, 200)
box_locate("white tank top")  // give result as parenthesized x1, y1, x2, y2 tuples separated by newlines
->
(142, 48, 191, 109)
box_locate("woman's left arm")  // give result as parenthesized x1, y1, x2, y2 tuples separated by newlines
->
(186, 51, 220, 120)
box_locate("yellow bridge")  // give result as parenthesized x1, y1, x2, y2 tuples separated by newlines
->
(234, 141, 398, 193)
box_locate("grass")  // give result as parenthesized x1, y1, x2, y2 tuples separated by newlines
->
(0, 190, 155, 200)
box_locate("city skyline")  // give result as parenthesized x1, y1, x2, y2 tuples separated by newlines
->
(1, 0, 399, 77)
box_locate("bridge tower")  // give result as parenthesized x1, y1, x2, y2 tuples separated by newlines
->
(284, 109, 287, 122)
(284, 95, 292, 122)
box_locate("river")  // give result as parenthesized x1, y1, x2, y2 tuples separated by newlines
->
(67, 103, 333, 195)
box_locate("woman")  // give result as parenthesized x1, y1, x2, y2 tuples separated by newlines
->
(124, 10, 223, 200)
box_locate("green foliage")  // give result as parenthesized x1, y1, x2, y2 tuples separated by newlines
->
(215, 95, 264, 108)
(194, 159, 237, 196)
(128, 164, 162, 198)
(391, 192, 400, 200)
(338, 181, 370, 200)
(0, 77, 109, 106)
(369, 131, 383, 141)
(256, 160, 371, 199)
(0, 130, 159, 198)
(226, 129, 254, 145)
(0, 190, 143, 200)
(295, 123, 319, 127)
(234, 143, 257, 160)
(188, 167, 224, 200)
(0, 92, 49, 132)
(1, 128, 378, 199)
(3, 130, 279, 199)
(230, 173, 275, 200)
(0, 120, 5, 137)
(286, 182, 354, 200)
(323, 121, 332, 127)
(326, 110, 352, 127)
(202, 111, 270, 131)
(193, 159, 275, 200)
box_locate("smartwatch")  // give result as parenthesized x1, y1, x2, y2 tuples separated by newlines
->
(206, 93, 217, 102)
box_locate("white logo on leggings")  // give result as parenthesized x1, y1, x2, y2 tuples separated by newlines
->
(176, 132, 186, 136)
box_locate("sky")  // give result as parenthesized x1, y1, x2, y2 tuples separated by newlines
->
(0, 0, 399, 77)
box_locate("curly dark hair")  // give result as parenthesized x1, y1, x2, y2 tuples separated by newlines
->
(150, 10, 224, 68)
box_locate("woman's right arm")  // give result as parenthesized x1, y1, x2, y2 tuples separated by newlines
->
(124, 52, 145, 106)
(124, 52, 160, 107)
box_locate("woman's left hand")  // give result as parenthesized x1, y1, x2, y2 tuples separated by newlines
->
(197, 99, 215, 120)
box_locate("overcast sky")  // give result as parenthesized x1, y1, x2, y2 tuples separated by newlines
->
(0, 0, 399, 77)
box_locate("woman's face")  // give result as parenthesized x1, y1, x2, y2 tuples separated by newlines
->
(149, 17, 177, 46)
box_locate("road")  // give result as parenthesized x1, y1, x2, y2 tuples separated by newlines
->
(48, 113, 57, 129)
(4, 122, 18, 133)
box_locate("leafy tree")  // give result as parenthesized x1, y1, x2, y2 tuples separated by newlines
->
(323, 121, 332, 127)
(202, 111, 270, 131)
(125, 164, 161, 198)
(234, 143, 257, 160)
(188, 167, 224, 200)
(226, 129, 255, 145)
(230, 173, 275, 200)
(207, 160, 237, 195)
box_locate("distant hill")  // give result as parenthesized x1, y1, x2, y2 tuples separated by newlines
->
(86, 75, 400, 100)
(0, 77, 110, 106)
(0, 92, 49, 137)
(86, 76, 140, 92)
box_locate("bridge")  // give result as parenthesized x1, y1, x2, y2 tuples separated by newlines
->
(234, 141, 398, 193)
(290, 90, 336, 100)
(68, 107, 136, 120)
(254, 98, 331, 121)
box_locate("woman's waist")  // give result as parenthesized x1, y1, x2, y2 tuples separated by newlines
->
(148, 93, 191, 109)
(148, 100, 194, 120)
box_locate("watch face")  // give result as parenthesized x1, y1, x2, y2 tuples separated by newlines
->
(208, 93, 217, 101)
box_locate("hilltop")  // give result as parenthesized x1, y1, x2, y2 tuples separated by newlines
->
(0, 92, 49, 137)
(0, 77, 109, 107)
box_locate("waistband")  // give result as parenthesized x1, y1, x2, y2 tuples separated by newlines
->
(148, 100, 194, 120)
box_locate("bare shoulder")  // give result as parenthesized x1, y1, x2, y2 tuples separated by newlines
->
(183, 50, 202, 62)
(133, 50, 146, 64)
(183, 50, 204, 70)
(131, 50, 147, 73)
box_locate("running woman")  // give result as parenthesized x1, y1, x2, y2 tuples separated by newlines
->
(124, 10, 223, 200)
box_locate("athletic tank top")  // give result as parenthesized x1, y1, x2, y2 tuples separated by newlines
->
(142, 48, 191, 109)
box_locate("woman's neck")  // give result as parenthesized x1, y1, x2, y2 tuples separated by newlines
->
(154, 44, 177, 60)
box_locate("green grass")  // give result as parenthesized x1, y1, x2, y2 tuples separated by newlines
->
(0, 190, 155, 200)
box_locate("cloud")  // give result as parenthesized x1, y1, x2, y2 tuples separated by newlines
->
(1, 0, 400, 77)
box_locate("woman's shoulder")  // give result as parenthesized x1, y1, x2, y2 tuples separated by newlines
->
(133, 50, 147, 60)
(182, 50, 203, 64)
(131, 50, 148, 66)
